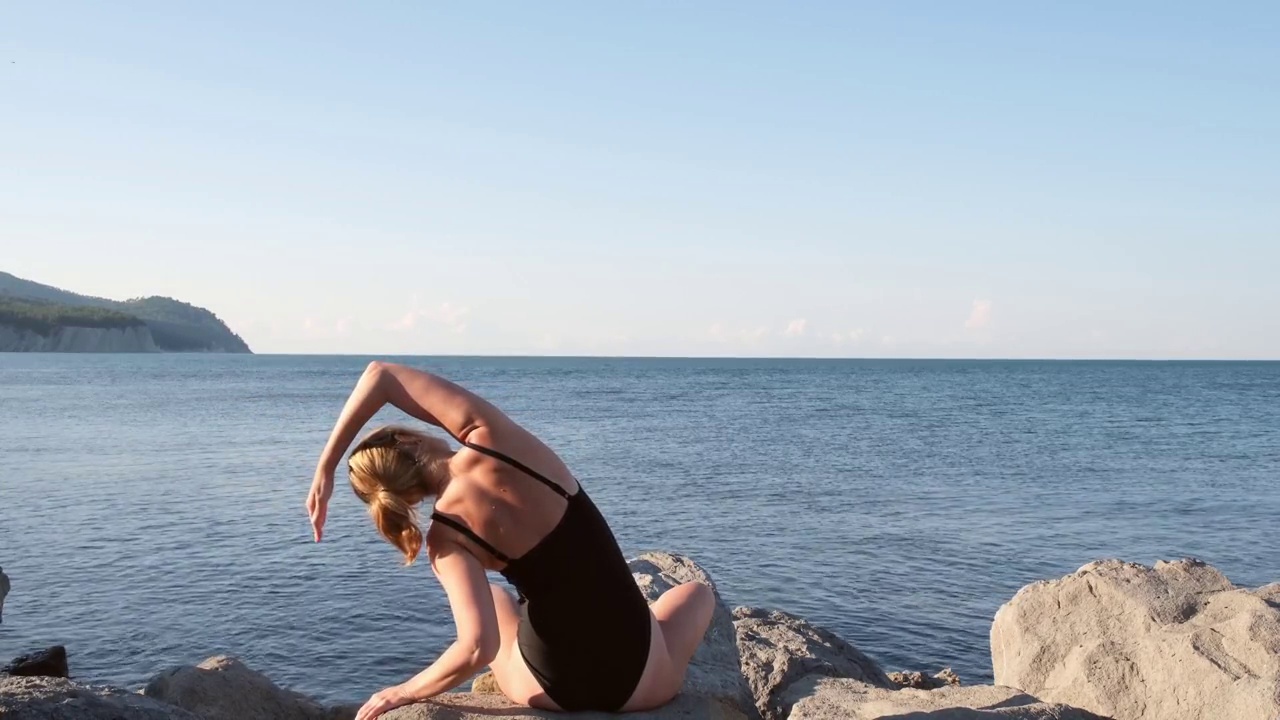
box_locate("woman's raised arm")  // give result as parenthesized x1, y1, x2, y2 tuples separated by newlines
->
(306, 361, 503, 541)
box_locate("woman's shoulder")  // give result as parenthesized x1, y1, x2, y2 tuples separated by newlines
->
(459, 425, 580, 497)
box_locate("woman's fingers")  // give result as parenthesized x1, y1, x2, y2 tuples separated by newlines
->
(311, 503, 326, 542)
(306, 479, 330, 542)
(354, 692, 393, 720)
(308, 490, 325, 542)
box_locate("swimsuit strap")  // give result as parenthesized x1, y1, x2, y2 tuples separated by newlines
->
(463, 441, 573, 500)
(430, 511, 513, 564)
(428, 436, 573, 562)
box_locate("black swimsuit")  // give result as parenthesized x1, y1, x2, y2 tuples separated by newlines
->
(430, 441, 652, 712)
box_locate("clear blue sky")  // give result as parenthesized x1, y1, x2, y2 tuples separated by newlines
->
(4, 2, 1277, 358)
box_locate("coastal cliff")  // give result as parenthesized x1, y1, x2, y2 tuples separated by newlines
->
(0, 272, 250, 353)
(0, 324, 161, 352)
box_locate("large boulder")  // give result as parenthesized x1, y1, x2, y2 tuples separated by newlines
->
(4, 646, 71, 678)
(732, 606, 891, 719)
(992, 558, 1280, 720)
(783, 676, 1111, 719)
(143, 655, 333, 720)
(0, 674, 201, 719)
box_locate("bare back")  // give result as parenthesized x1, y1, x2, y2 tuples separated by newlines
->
(428, 424, 581, 571)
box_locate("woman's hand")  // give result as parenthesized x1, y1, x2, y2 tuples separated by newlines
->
(306, 469, 334, 542)
(354, 684, 413, 720)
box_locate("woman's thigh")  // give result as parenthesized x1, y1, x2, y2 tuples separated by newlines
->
(485, 585, 562, 711)
(622, 581, 716, 712)
(620, 611, 677, 711)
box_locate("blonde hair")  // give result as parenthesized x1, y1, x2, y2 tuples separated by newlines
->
(347, 425, 448, 565)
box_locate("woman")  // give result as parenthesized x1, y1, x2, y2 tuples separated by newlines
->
(305, 361, 715, 719)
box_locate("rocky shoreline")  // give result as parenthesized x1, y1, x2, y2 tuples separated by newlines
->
(3, 554, 1278, 719)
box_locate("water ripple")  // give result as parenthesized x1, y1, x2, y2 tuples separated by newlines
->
(1, 356, 1278, 702)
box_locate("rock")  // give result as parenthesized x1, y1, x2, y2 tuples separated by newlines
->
(377, 691, 747, 719)
(3, 646, 70, 678)
(991, 558, 1280, 720)
(630, 552, 757, 717)
(732, 606, 891, 719)
(888, 667, 962, 690)
(324, 704, 361, 720)
(784, 676, 1111, 720)
(469, 672, 500, 694)
(0, 674, 202, 719)
(0, 566, 9, 623)
(143, 655, 331, 720)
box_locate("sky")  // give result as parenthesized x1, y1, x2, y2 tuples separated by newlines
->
(2, 2, 1277, 358)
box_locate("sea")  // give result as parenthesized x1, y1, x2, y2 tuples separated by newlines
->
(1, 355, 1278, 704)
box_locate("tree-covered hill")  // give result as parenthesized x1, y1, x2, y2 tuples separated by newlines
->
(0, 296, 144, 335)
(0, 272, 252, 353)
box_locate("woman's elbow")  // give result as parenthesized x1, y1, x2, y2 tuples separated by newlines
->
(461, 634, 500, 668)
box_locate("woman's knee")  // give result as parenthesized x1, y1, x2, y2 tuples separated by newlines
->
(686, 581, 714, 611)
(674, 581, 715, 619)
(686, 582, 716, 639)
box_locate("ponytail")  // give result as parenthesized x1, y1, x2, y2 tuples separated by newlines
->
(368, 489, 424, 565)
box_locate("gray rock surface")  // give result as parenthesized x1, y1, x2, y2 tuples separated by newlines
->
(888, 667, 962, 690)
(732, 606, 891, 719)
(0, 675, 200, 720)
(0, 566, 8, 623)
(991, 558, 1280, 720)
(784, 677, 1111, 720)
(143, 655, 331, 720)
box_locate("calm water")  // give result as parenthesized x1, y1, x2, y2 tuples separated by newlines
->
(1, 355, 1278, 703)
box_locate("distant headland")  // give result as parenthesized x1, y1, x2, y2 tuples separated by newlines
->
(0, 272, 251, 353)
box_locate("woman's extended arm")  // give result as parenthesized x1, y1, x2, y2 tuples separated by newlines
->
(307, 361, 503, 541)
(353, 541, 500, 720)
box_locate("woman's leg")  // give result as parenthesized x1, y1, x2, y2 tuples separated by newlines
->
(623, 581, 717, 711)
(485, 584, 562, 711)
(651, 581, 716, 675)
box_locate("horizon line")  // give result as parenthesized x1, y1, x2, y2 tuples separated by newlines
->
(242, 352, 1280, 363)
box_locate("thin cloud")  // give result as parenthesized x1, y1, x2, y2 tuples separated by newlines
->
(391, 301, 470, 334)
(965, 299, 993, 330)
(828, 328, 865, 345)
(784, 318, 808, 337)
(708, 323, 770, 344)
(391, 312, 417, 331)
(302, 316, 353, 338)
